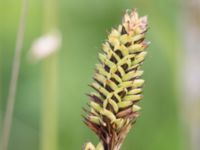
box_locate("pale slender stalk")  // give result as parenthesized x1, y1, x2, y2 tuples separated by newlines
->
(0, 0, 28, 150)
(179, 1, 200, 150)
(41, 0, 59, 150)
(0, 14, 2, 127)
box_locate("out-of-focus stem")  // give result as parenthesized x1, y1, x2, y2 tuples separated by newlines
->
(0, 23, 2, 140)
(0, 18, 2, 128)
(41, 56, 59, 150)
(0, 0, 28, 150)
(41, 0, 59, 150)
(180, 1, 200, 150)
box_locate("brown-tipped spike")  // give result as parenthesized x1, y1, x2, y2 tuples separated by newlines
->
(83, 9, 150, 150)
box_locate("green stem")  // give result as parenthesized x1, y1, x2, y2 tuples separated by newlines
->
(41, 55, 59, 150)
(40, 0, 59, 150)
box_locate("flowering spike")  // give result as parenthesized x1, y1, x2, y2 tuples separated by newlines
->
(83, 9, 150, 150)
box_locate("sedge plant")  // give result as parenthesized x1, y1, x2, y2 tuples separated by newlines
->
(83, 9, 150, 150)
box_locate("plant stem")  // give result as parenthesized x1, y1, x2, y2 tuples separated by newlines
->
(0, 0, 28, 149)
(41, 56, 59, 150)
(40, 0, 59, 150)
(180, 1, 200, 150)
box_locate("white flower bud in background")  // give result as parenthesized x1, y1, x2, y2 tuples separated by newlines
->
(28, 29, 62, 62)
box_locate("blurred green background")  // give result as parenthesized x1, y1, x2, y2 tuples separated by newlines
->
(0, 0, 185, 150)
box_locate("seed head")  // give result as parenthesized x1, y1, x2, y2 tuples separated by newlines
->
(83, 9, 150, 150)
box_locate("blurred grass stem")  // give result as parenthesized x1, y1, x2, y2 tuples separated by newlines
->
(0, 0, 28, 150)
(41, 0, 59, 150)
(180, 1, 200, 150)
